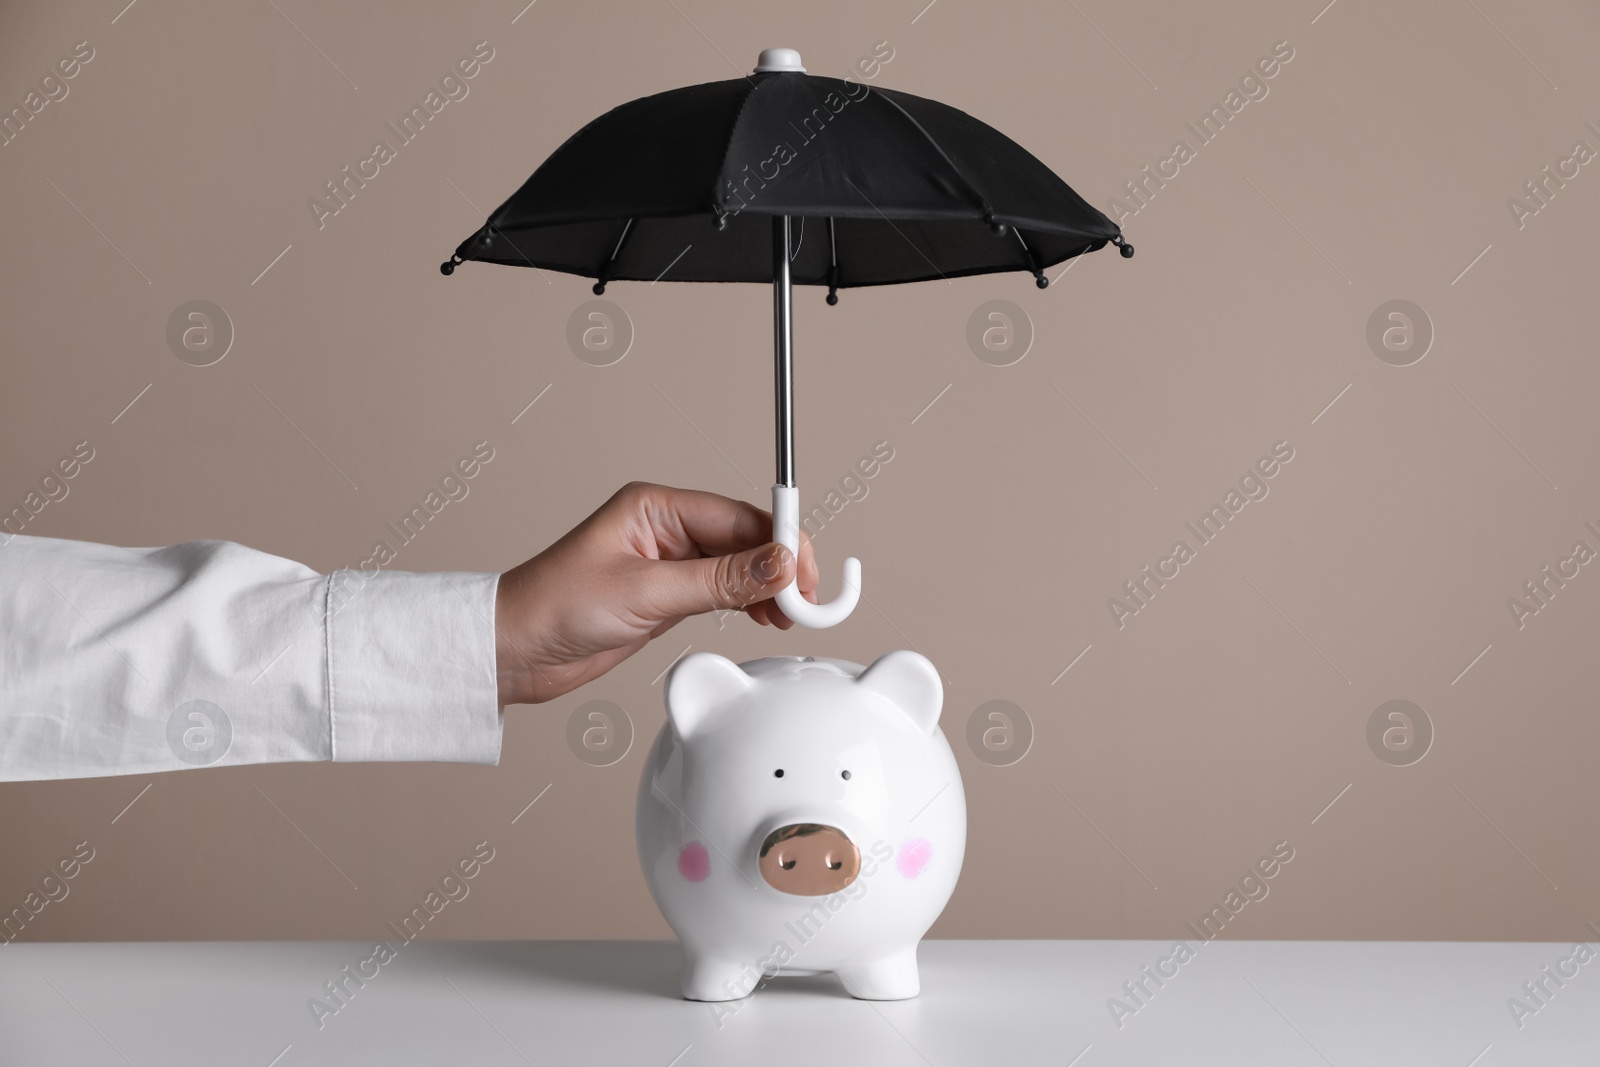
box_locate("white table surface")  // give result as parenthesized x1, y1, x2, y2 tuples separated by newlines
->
(0, 939, 1594, 1065)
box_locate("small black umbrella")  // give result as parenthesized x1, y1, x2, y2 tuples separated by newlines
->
(443, 47, 1131, 627)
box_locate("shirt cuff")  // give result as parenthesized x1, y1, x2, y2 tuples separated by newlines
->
(325, 569, 503, 764)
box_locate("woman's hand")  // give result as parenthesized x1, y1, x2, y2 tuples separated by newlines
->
(493, 482, 819, 705)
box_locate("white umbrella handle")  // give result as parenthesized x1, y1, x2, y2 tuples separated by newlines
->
(771, 485, 860, 628)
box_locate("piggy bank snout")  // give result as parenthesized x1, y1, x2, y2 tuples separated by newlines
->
(758, 823, 861, 896)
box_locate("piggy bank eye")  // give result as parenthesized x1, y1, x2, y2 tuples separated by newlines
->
(780, 858, 796, 870)
(773, 769, 785, 778)
(840, 770, 852, 780)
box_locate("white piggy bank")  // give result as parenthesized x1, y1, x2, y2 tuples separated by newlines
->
(636, 651, 966, 1002)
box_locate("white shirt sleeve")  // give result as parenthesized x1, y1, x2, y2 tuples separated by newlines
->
(0, 533, 503, 782)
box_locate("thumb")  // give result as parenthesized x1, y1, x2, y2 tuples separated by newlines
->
(653, 542, 794, 618)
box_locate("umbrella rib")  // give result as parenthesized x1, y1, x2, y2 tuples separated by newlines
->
(870, 88, 996, 222)
(826, 217, 840, 300)
(594, 217, 635, 290)
(443, 176, 553, 283)
(1012, 227, 1047, 284)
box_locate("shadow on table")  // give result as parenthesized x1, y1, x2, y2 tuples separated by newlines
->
(429, 940, 856, 1002)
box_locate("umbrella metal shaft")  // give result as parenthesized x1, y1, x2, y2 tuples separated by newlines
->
(768, 210, 861, 626)
(772, 215, 795, 488)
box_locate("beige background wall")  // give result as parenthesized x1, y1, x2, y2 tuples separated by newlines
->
(2, 0, 1598, 944)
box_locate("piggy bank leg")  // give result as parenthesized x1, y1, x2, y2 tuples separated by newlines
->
(835, 947, 920, 1001)
(681, 955, 754, 1002)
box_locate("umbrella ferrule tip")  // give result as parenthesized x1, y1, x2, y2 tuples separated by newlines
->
(754, 48, 805, 74)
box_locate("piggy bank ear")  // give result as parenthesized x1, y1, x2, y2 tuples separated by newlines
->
(856, 651, 942, 735)
(665, 653, 752, 740)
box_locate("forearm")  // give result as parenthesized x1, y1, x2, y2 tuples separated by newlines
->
(0, 534, 502, 782)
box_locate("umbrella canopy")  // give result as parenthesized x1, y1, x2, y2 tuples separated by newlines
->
(443, 49, 1132, 628)
(441, 50, 1129, 294)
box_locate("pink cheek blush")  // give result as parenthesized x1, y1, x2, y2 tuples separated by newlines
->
(677, 841, 711, 882)
(897, 839, 932, 879)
